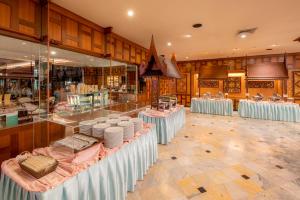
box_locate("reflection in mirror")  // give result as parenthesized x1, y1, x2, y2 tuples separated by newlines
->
(48, 47, 138, 115)
(0, 35, 46, 129)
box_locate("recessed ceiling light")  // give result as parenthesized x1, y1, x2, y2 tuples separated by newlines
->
(271, 44, 280, 47)
(185, 56, 189, 59)
(183, 34, 192, 38)
(22, 42, 27, 45)
(127, 10, 134, 17)
(239, 32, 248, 39)
(50, 51, 57, 55)
(167, 42, 172, 46)
(193, 23, 202, 28)
(24, 56, 28, 58)
(233, 48, 240, 51)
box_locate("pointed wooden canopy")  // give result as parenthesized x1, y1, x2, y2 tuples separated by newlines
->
(140, 36, 181, 79)
(139, 35, 167, 77)
(164, 54, 182, 78)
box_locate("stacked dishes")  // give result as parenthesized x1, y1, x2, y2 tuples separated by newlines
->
(118, 121, 134, 141)
(130, 118, 143, 133)
(107, 113, 120, 119)
(92, 123, 111, 139)
(119, 116, 131, 121)
(79, 120, 97, 135)
(106, 119, 120, 126)
(94, 117, 108, 123)
(104, 127, 124, 148)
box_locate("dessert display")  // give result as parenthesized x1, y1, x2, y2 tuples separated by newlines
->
(118, 121, 134, 141)
(104, 127, 124, 148)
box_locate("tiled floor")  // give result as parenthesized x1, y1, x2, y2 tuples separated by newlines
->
(127, 109, 300, 200)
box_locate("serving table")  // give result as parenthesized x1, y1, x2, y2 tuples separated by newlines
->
(238, 99, 300, 122)
(0, 124, 158, 200)
(191, 98, 233, 116)
(138, 105, 185, 144)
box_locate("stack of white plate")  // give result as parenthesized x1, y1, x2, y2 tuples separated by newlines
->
(118, 121, 134, 141)
(107, 113, 120, 119)
(92, 123, 111, 139)
(106, 119, 120, 126)
(94, 117, 108, 123)
(119, 116, 131, 121)
(79, 120, 97, 135)
(104, 127, 124, 148)
(130, 118, 143, 133)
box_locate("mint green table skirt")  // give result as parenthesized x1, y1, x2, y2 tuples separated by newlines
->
(138, 107, 185, 145)
(191, 98, 233, 116)
(238, 100, 300, 122)
(0, 126, 158, 200)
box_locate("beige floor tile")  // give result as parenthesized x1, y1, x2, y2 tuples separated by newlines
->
(127, 109, 300, 200)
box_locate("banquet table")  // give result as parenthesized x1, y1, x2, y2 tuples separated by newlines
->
(238, 99, 300, 122)
(191, 98, 233, 116)
(138, 105, 185, 144)
(0, 125, 158, 200)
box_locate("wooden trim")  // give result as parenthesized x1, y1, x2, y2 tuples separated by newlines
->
(0, 28, 40, 42)
(178, 52, 300, 63)
(50, 43, 105, 58)
(49, 2, 104, 32)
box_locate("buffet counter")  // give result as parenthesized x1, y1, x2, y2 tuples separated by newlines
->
(138, 105, 185, 144)
(191, 98, 233, 116)
(0, 123, 157, 200)
(238, 99, 300, 122)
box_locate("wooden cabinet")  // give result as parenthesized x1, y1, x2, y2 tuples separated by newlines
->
(49, 10, 62, 43)
(0, 1, 147, 64)
(130, 45, 136, 63)
(62, 17, 79, 47)
(135, 48, 142, 64)
(115, 39, 123, 60)
(0, 2, 11, 29)
(0, 0, 40, 40)
(79, 25, 92, 51)
(92, 30, 104, 54)
(49, 2, 105, 56)
(123, 43, 130, 62)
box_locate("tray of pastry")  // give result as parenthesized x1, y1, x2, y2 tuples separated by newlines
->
(19, 155, 58, 179)
(53, 134, 99, 152)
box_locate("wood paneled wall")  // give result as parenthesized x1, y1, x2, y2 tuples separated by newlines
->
(0, 0, 41, 41)
(106, 32, 148, 65)
(48, 3, 106, 57)
(177, 53, 300, 106)
(49, 2, 148, 64)
(0, 1, 148, 64)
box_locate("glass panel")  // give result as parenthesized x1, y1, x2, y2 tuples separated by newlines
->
(0, 35, 47, 164)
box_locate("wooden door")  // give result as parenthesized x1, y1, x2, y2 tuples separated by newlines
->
(176, 73, 191, 106)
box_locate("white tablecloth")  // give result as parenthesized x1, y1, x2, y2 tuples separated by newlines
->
(0, 126, 158, 200)
(238, 100, 300, 122)
(138, 106, 186, 144)
(191, 98, 233, 116)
